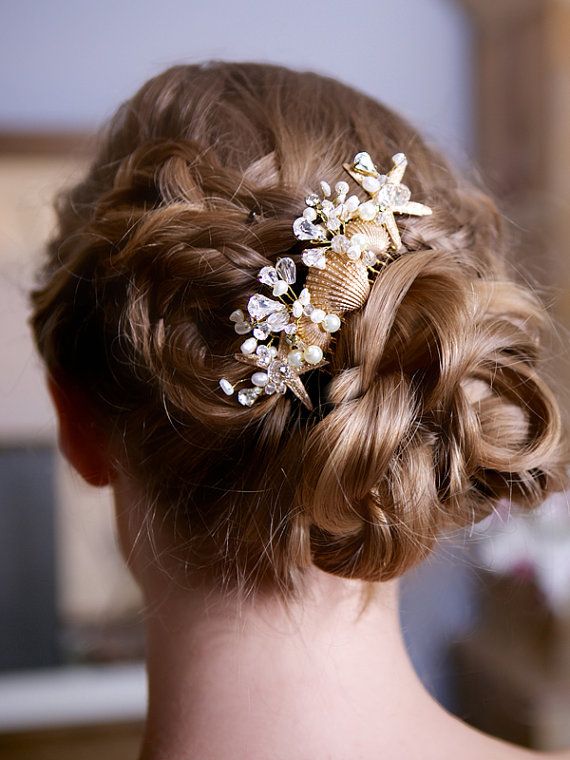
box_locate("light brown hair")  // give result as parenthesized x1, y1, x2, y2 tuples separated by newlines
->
(30, 61, 570, 600)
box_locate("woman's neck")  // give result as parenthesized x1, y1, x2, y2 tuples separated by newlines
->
(113, 477, 535, 760)
(138, 567, 442, 760)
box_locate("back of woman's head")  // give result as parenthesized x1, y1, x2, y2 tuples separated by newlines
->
(30, 61, 570, 600)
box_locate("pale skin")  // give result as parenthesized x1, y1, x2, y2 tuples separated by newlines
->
(49, 377, 570, 760)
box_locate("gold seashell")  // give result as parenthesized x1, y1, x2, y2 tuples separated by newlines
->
(295, 315, 332, 350)
(305, 250, 370, 313)
(344, 219, 390, 255)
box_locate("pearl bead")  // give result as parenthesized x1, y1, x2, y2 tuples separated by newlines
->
(303, 207, 317, 221)
(272, 280, 288, 296)
(345, 195, 360, 212)
(351, 233, 367, 248)
(292, 301, 303, 318)
(287, 349, 304, 368)
(362, 176, 381, 193)
(251, 371, 269, 387)
(240, 337, 257, 354)
(219, 378, 234, 395)
(304, 345, 323, 365)
(310, 308, 326, 324)
(358, 201, 377, 221)
(323, 314, 341, 333)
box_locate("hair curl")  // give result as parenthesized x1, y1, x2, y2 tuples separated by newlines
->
(30, 61, 570, 599)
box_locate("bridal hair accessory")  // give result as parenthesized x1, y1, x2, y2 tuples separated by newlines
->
(218, 151, 432, 409)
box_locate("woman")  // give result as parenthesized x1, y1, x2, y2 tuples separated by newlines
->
(31, 61, 570, 759)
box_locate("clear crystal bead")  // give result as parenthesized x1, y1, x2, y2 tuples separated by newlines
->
(353, 152, 376, 175)
(275, 257, 296, 284)
(253, 322, 271, 340)
(268, 359, 291, 385)
(234, 321, 252, 335)
(257, 266, 278, 286)
(237, 387, 262, 406)
(305, 193, 320, 207)
(377, 183, 411, 208)
(303, 304, 315, 316)
(229, 309, 244, 323)
(298, 288, 311, 306)
(264, 383, 277, 395)
(362, 250, 378, 266)
(284, 322, 297, 335)
(302, 249, 327, 269)
(293, 217, 326, 241)
(247, 294, 287, 320)
(267, 310, 290, 331)
(331, 234, 349, 253)
(255, 345, 272, 366)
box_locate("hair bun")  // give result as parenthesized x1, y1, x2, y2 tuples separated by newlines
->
(300, 245, 568, 581)
(30, 62, 569, 597)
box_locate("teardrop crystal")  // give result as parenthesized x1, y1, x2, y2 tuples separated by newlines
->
(267, 310, 290, 331)
(237, 387, 262, 407)
(352, 152, 377, 175)
(275, 257, 296, 284)
(258, 266, 278, 286)
(293, 217, 327, 242)
(247, 294, 287, 320)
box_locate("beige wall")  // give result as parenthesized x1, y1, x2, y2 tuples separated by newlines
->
(0, 153, 141, 623)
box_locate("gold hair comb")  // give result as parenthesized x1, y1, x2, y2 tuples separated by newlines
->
(218, 151, 432, 409)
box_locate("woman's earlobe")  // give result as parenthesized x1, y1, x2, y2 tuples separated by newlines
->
(47, 373, 114, 487)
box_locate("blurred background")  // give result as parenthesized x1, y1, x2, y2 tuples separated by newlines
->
(1, 1, 569, 758)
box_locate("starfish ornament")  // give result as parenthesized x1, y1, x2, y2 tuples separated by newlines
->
(233, 334, 328, 410)
(343, 152, 432, 250)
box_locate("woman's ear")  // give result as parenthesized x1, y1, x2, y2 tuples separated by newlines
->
(47, 374, 114, 487)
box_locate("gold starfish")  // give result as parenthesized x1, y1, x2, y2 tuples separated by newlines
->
(234, 334, 328, 410)
(343, 152, 432, 250)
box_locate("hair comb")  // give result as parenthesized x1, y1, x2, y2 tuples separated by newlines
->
(218, 151, 432, 409)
